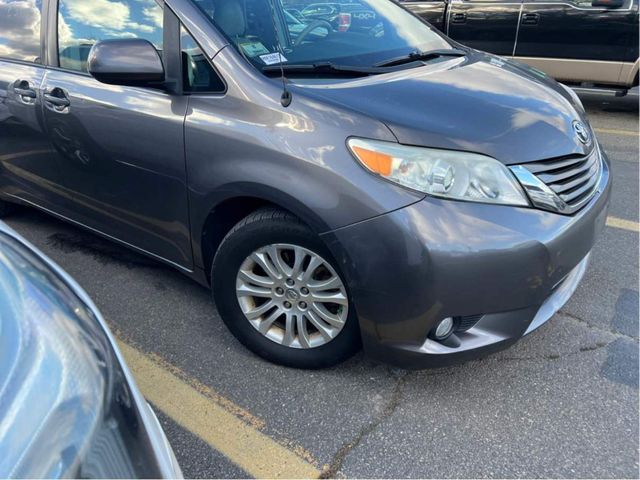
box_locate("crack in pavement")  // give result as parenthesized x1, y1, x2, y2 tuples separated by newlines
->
(319, 308, 637, 476)
(320, 372, 409, 479)
(559, 310, 639, 341)
(490, 339, 613, 363)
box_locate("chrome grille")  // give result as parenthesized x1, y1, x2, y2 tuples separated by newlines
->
(512, 147, 602, 214)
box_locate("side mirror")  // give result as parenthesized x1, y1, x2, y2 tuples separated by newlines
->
(88, 39, 165, 87)
(591, 0, 624, 7)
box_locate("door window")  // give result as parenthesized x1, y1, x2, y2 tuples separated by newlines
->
(57, 0, 164, 72)
(0, 0, 43, 63)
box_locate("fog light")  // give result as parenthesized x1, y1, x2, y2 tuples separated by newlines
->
(433, 317, 454, 340)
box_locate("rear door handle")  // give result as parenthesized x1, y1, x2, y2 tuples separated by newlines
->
(43, 88, 71, 112)
(451, 12, 466, 23)
(12, 80, 37, 104)
(521, 13, 539, 25)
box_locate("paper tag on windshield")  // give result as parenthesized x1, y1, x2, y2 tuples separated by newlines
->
(239, 41, 270, 57)
(259, 52, 288, 65)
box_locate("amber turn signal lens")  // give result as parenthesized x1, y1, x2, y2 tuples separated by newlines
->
(351, 146, 393, 176)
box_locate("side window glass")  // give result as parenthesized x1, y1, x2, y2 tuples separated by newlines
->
(181, 27, 225, 93)
(0, 0, 42, 63)
(58, 0, 163, 72)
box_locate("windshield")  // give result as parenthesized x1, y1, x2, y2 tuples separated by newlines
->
(189, 0, 452, 72)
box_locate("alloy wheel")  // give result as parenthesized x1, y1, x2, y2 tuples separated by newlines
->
(235, 243, 348, 349)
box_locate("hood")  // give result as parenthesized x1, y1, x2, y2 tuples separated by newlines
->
(291, 52, 591, 165)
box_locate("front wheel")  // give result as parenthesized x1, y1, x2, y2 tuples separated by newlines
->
(212, 208, 360, 368)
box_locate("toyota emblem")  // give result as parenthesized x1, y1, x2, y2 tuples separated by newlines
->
(573, 121, 591, 145)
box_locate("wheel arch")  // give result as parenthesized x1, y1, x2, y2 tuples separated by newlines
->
(194, 185, 334, 283)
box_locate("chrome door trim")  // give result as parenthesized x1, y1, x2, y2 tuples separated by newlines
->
(519, 0, 635, 12)
(445, 0, 464, 35)
(45, 0, 58, 67)
(512, 2, 524, 57)
(40, 0, 50, 65)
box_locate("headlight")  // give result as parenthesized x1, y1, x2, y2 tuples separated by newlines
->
(347, 138, 529, 206)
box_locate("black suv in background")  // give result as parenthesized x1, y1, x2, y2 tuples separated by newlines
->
(401, 0, 639, 93)
(291, 0, 379, 32)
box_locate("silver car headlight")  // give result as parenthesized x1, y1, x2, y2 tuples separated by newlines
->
(348, 138, 529, 206)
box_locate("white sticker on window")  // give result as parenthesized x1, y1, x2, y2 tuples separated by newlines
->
(239, 42, 270, 57)
(259, 52, 288, 65)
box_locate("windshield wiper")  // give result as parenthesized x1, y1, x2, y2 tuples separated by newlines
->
(262, 62, 384, 77)
(373, 48, 467, 68)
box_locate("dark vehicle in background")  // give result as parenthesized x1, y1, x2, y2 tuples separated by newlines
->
(285, 7, 307, 21)
(0, 222, 182, 478)
(285, 9, 331, 38)
(401, 0, 639, 93)
(297, 1, 379, 32)
(0, 0, 611, 369)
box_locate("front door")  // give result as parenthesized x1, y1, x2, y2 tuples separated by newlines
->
(514, 0, 639, 85)
(38, 0, 193, 269)
(401, 0, 449, 31)
(447, 0, 523, 56)
(0, 0, 55, 206)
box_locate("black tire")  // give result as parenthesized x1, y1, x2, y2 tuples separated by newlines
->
(212, 208, 360, 369)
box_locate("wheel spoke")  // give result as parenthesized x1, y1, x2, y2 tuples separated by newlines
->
(258, 308, 282, 334)
(237, 283, 272, 298)
(290, 246, 307, 279)
(251, 251, 282, 280)
(308, 275, 342, 291)
(311, 302, 345, 327)
(310, 290, 348, 306)
(305, 311, 334, 341)
(299, 254, 322, 283)
(282, 312, 295, 346)
(238, 269, 275, 288)
(266, 245, 291, 277)
(244, 300, 276, 320)
(296, 314, 312, 348)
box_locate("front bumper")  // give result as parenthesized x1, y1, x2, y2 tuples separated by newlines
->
(322, 151, 612, 369)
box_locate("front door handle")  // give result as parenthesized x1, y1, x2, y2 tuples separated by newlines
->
(12, 80, 37, 104)
(43, 88, 71, 112)
(521, 13, 539, 25)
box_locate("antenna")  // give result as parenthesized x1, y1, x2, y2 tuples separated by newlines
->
(267, 0, 292, 107)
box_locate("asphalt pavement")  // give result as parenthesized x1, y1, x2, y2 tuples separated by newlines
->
(4, 92, 639, 478)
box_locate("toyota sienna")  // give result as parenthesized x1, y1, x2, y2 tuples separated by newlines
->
(0, 0, 611, 368)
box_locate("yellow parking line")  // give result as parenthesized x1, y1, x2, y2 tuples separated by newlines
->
(594, 127, 639, 137)
(607, 216, 640, 232)
(118, 341, 321, 479)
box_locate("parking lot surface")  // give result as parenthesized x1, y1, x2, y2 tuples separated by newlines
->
(5, 93, 639, 478)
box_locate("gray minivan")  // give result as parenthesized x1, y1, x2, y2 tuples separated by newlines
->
(0, 0, 611, 368)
